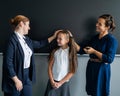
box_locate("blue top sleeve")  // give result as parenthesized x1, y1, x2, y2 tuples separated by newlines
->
(102, 35, 118, 63)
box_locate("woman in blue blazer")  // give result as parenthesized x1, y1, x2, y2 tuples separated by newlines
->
(2, 15, 58, 96)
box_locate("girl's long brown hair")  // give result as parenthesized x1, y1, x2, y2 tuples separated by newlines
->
(49, 30, 78, 73)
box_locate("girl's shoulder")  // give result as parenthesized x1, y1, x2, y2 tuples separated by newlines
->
(54, 48, 60, 53)
(51, 47, 60, 55)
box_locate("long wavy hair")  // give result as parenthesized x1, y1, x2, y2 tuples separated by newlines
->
(49, 30, 78, 73)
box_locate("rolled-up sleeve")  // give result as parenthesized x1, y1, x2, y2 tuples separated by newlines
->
(78, 45, 86, 54)
(102, 37, 118, 64)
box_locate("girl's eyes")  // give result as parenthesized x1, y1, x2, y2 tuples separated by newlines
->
(97, 22, 102, 26)
(58, 38, 62, 40)
(99, 23, 102, 26)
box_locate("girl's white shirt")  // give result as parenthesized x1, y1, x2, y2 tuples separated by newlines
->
(52, 47, 69, 82)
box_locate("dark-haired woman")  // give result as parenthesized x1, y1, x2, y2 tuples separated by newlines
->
(76, 14, 118, 96)
(2, 15, 58, 96)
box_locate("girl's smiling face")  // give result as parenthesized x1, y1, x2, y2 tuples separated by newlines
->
(57, 33, 69, 47)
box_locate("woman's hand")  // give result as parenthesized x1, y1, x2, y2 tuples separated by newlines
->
(15, 79, 23, 91)
(66, 30, 73, 37)
(12, 76, 23, 91)
(48, 30, 62, 43)
(53, 30, 62, 38)
(53, 29, 73, 38)
(84, 46, 96, 54)
(84, 46, 103, 60)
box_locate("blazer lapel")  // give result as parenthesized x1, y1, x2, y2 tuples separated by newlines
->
(24, 36, 33, 52)
(12, 33, 24, 58)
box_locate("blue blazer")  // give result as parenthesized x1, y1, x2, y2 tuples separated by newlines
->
(2, 33, 49, 93)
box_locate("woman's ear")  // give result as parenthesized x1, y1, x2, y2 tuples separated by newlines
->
(15, 21, 23, 29)
(106, 26, 110, 31)
(19, 21, 24, 26)
(18, 21, 25, 28)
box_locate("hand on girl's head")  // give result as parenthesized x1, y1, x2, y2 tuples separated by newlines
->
(55, 29, 73, 38)
(55, 30, 63, 35)
(55, 30, 63, 36)
(67, 30, 73, 37)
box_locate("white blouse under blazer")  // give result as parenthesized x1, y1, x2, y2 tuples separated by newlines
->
(15, 32, 32, 69)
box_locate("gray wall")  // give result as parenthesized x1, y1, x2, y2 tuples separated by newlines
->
(0, 54, 120, 96)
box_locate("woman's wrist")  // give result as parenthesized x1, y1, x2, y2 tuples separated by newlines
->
(93, 49, 97, 54)
(48, 35, 55, 43)
(12, 76, 20, 84)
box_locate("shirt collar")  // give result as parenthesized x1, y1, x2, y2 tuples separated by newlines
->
(60, 47, 69, 52)
(15, 31, 26, 40)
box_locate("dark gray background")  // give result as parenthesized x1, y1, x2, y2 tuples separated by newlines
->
(0, 0, 119, 53)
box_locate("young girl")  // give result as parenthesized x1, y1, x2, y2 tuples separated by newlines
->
(44, 30, 78, 96)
